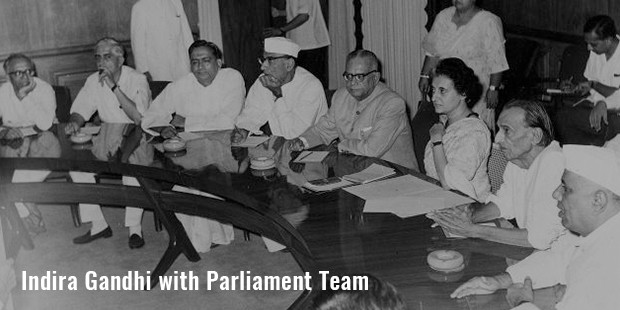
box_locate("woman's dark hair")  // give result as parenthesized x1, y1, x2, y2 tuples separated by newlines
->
(188, 40, 223, 59)
(434, 57, 483, 108)
(584, 15, 617, 40)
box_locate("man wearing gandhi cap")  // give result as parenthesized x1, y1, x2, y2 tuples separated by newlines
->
(232, 37, 327, 143)
(449, 144, 620, 310)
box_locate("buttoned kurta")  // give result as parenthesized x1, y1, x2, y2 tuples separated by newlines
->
(301, 83, 417, 170)
(0, 77, 56, 131)
(487, 141, 566, 249)
(235, 67, 327, 139)
(131, 0, 193, 81)
(507, 212, 620, 310)
(142, 68, 245, 132)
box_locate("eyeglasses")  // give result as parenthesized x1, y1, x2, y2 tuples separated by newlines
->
(8, 69, 33, 78)
(342, 70, 378, 82)
(258, 55, 291, 66)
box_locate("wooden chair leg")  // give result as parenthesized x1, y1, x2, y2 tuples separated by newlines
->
(70, 204, 81, 227)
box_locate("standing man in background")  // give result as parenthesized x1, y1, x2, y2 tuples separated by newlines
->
(131, 0, 194, 82)
(264, 0, 331, 88)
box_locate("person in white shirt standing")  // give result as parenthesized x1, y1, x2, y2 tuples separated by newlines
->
(0, 53, 56, 235)
(131, 0, 193, 82)
(450, 144, 620, 310)
(65, 37, 151, 249)
(264, 0, 331, 88)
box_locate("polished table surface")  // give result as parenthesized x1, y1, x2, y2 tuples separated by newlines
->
(0, 123, 535, 309)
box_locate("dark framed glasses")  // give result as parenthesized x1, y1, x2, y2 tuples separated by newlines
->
(342, 70, 378, 82)
(257, 55, 292, 66)
(8, 69, 33, 78)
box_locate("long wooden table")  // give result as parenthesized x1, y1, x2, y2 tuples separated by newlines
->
(0, 124, 534, 309)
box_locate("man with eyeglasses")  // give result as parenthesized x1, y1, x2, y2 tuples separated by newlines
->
(65, 37, 151, 249)
(289, 49, 418, 170)
(232, 37, 327, 143)
(0, 53, 57, 235)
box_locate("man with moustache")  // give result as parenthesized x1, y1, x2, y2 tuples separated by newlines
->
(450, 144, 620, 310)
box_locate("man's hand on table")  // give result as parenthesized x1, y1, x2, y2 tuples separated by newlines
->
(288, 138, 305, 152)
(0, 128, 23, 140)
(451, 273, 513, 298)
(161, 126, 178, 139)
(231, 127, 249, 143)
(589, 101, 608, 131)
(64, 122, 81, 135)
(506, 277, 534, 308)
(426, 203, 477, 237)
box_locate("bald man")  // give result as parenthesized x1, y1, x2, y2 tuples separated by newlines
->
(450, 144, 620, 310)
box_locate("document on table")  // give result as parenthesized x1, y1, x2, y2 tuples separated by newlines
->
(344, 174, 474, 218)
(18, 127, 38, 137)
(293, 151, 329, 163)
(80, 126, 101, 135)
(341, 163, 395, 184)
(232, 135, 270, 148)
(177, 131, 202, 141)
(302, 177, 354, 192)
(442, 222, 496, 238)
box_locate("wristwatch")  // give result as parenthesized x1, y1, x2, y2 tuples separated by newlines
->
(489, 85, 498, 91)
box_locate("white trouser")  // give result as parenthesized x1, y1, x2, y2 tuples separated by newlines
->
(68, 172, 143, 227)
(12, 169, 51, 217)
(172, 185, 234, 252)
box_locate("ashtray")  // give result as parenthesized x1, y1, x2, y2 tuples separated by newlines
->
(250, 156, 276, 170)
(427, 250, 464, 273)
(163, 138, 186, 152)
(70, 133, 92, 144)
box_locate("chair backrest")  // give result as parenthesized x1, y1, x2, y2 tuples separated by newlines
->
(501, 37, 541, 104)
(558, 43, 589, 84)
(52, 85, 72, 123)
(488, 146, 508, 194)
(149, 81, 171, 100)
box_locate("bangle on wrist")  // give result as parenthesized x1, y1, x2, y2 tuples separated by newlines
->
(111, 84, 118, 92)
(420, 74, 430, 79)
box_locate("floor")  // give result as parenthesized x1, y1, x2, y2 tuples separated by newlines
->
(13, 204, 303, 310)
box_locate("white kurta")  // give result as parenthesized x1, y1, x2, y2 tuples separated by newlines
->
(583, 36, 620, 110)
(142, 68, 245, 132)
(70, 66, 150, 227)
(131, 0, 193, 81)
(0, 77, 57, 217)
(424, 117, 491, 201)
(486, 141, 566, 249)
(0, 77, 56, 131)
(507, 212, 620, 310)
(285, 0, 330, 50)
(71, 66, 150, 123)
(235, 67, 328, 139)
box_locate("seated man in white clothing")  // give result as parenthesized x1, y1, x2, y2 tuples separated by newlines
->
(427, 100, 566, 250)
(450, 144, 620, 310)
(231, 37, 327, 143)
(142, 40, 245, 136)
(289, 49, 418, 171)
(0, 53, 56, 234)
(65, 37, 151, 248)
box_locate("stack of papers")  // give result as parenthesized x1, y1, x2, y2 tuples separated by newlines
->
(342, 163, 395, 184)
(293, 151, 329, 163)
(343, 175, 474, 218)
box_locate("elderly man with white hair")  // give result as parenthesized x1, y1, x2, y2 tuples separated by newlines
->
(450, 144, 620, 310)
(232, 37, 327, 143)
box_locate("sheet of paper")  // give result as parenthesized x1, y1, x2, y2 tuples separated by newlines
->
(177, 131, 202, 142)
(80, 126, 101, 135)
(344, 174, 439, 199)
(302, 178, 354, 192)
(341, 163, 395, 184)
(232, 135, 270, 148)
(293, 151, 329, 163)
(363, 188, 473, 218)
(18, 127, 38, 137)
(442, 222, 496, 238)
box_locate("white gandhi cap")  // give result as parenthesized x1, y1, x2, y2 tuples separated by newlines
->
(264, 37, 300, 58)
(563, 144, 620, 196)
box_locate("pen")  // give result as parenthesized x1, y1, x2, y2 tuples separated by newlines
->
(296, 151, 313, 162)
